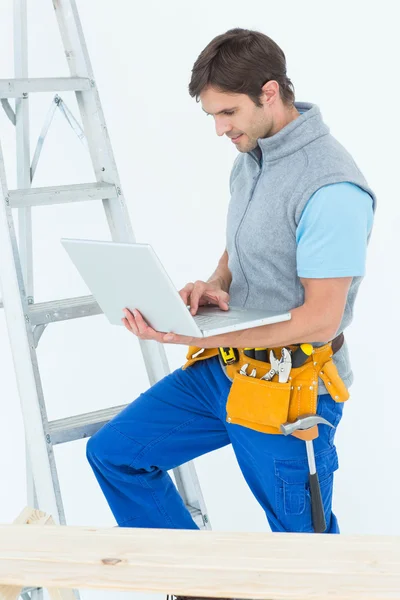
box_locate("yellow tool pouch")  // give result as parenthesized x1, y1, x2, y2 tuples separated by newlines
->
(183, 340, 349, 436)
(183, 346, 220, 368)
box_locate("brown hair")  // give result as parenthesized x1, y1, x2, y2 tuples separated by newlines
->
(188, 28, 295, 107)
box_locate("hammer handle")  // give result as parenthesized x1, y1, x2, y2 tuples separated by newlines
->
(309, 472, 327, 533)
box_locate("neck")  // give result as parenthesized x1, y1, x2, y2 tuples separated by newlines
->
(268, 104, 300, 137)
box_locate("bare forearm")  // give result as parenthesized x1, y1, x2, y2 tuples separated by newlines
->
(197, 303, 335, 349)
(207, 250, 232, 292)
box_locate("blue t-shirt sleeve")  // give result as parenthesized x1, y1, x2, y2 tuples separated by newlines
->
(296, 182, 374, 278)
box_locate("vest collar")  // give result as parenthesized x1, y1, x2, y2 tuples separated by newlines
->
(249, 102, 330, 163)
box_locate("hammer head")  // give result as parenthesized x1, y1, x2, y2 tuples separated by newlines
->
(280, 413, 335, 436)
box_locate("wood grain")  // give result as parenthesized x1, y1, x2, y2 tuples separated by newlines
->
(0, 523, 399, 599)
(0, 508, 75, 600)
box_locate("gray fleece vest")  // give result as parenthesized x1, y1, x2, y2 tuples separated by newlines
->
(226, 101, 376, 395)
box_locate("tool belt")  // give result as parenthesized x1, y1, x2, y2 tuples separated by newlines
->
(182, 333, 349, 438)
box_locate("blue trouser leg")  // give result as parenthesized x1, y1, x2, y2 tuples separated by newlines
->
(86, 355, 344, 532)
(227, 391, 343, 533)
(86, 357, 231, 528)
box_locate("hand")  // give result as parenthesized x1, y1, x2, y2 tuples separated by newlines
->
(121, 308, 197, 345)
(179, 280, 230, 316)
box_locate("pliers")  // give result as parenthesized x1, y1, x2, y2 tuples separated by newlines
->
(260, 348, 292, 383)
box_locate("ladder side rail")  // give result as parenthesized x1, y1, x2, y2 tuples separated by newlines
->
(173, 462, 211, 530)
(13, 12, 42, 596)
(51, 0, 198, 394)
(53, 0, 211, 530)
(14, 0, 33, 304)
(24, 453, 43, 600)
(52, 0, 180, 400)
(51, 0, 191, 400)
(0, 140, 65, 526)
(52, 0, 134, 242)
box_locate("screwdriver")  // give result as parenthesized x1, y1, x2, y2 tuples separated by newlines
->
(292, 343, 313, 368)
(244, 348, 269, 361)
(254, 347, 268, 362)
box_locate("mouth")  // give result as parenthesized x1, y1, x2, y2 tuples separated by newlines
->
(230, 134, 243, 144)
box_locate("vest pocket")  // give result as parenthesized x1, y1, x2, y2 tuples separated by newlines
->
(226, 371, 291, 430)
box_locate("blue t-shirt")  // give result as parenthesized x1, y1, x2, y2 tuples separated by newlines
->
(296, 181, 374, 278)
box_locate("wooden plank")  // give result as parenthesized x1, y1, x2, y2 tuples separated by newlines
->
(0, 507, 45, 600)
(0, 508, 75, 600)
(47, 588, 76, 600)
(0, 584, 19, 600)
(0, 525, 400, 599)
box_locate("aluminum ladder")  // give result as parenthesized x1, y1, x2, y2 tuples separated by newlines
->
(0, 1, 210, 598)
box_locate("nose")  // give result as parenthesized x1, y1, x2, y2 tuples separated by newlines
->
(215, 118, 232, 137)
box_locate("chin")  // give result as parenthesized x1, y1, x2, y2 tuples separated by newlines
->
(238, 142, 255, 153)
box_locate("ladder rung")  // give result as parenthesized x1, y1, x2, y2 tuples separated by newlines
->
(0, 77, 91, 98)
(48, 404, 128, 445)
(28, 296, 102, 326)
(8, 182, 118, 208)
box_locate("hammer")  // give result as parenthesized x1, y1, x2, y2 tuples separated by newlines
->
(280, 414, 335, 533)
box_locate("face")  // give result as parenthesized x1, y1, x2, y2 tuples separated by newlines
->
(200, 85, 274, 153)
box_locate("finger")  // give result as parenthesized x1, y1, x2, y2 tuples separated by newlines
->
(123, 309, 139, 335)
(131, 309, 150, 336)
(129, 309, 167, 343)
(189, 282, 206, 315)
(179, 289, 189, 305)
(218, 292, 230, 310)
(203, 292, 220, 305)
(121, 317, 133, 332)
(203, 291, 230, 310)
(199, 292, 224, 310)
(179, 283, 194, 306)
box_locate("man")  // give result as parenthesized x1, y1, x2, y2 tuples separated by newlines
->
(86, 28, 375, 541)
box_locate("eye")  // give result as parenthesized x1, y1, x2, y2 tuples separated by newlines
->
(223, 111, 235, 116)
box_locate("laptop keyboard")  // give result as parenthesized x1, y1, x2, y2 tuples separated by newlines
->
(194, 313, 240, 328)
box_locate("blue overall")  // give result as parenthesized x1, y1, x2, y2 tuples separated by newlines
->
(86, 355, 343, 533)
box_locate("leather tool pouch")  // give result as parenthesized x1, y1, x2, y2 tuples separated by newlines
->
(183, 335, 349, 435)
(183, 346, 220, 368)
(226, 371, 291, 431)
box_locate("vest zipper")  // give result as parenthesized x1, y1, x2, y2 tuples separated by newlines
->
(234, 161, 263, 306)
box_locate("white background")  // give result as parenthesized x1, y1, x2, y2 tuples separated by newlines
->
(0, 1, 399, 598)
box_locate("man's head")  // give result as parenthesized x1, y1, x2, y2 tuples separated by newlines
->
(189, 28, 297, 153)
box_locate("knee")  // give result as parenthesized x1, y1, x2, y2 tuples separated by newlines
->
(86, 422, 145, 471)
(86, 427, 105, 467)
(86, 423, 119, 468)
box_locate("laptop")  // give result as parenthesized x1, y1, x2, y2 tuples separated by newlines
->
(60, 238, 291, 338)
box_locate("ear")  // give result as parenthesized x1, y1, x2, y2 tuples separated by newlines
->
(260, 80, 279, 105)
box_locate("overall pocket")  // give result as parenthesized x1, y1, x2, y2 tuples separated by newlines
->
(226, 370, 291, 431)
(274, 445, 339, 532)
